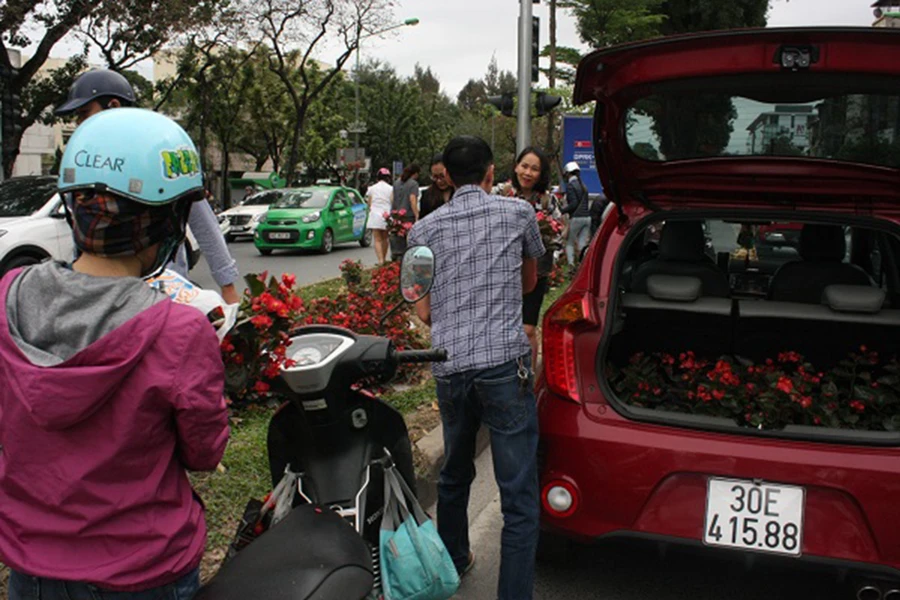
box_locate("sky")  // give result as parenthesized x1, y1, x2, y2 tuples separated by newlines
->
(22, 0, 876, 100)
(359, 0, 875, 99)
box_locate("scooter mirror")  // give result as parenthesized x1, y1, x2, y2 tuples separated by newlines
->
(400, 245, 435, 303)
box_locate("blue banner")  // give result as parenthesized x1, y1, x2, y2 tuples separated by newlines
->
(562, 115, 603, 195)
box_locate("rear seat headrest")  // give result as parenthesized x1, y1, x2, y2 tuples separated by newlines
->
(823, 284, 885, 314)
(800, 224, 845, 262)
(659, 221, 707, 262)
(647, 275, 702, 303)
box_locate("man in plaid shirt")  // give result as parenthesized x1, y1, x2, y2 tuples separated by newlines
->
(408, 135, 545, 600)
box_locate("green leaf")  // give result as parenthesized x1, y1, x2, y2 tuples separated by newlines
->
(245, 273, 266, 297)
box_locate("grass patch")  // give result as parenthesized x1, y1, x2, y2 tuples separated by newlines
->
(190, 406, 274, 577)
(296, 276, 345, 303)
(383, 378, 437, 414)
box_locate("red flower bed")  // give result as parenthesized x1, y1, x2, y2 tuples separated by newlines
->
(608, 347, 900, 431)
(301, 261, 425, 352)
(219, 263, 426, 405)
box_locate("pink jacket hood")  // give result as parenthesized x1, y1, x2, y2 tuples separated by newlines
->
(7, 297, 169, 431)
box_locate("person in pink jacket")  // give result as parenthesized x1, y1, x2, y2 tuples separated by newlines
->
(0, 108, 229, 599)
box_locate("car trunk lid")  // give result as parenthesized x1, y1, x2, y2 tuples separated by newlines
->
(573, 27, 900, 214)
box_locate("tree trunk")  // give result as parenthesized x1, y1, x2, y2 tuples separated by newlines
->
(221, 141, 231, 209)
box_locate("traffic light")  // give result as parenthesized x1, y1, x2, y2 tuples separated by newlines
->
(0, 65, 22, 146)
(535, 92, 562, 117)
(487, 93, 515, 117)
(531, 17, 540, 83)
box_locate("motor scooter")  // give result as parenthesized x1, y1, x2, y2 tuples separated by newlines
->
(196, 245, 444, 600)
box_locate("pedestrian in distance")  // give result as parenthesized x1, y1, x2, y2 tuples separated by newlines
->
(419, 154, 454, 221)
(0, 108, 229, 600)
(365, 167, 394, 264)
(500, 146, 560, 367)
(392, 163, 421, 221)
(55, 69, 242, 304)
(407, 135, 545, 600)
(561, 160, 592, 271)
(390, 164, 421, 260)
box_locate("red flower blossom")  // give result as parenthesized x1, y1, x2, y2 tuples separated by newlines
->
(281, 273, 297, 288)
(254, 381, 271, 394)
(251, 314, 274, 330)
(850, 400, 866, 413)
(776, 377, 794, 394)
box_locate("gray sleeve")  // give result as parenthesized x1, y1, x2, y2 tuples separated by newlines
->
(187, 201, 240, 288)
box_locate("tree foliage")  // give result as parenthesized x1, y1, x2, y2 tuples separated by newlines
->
(0, 0, 225, 177)
(562, 0, 772, 158)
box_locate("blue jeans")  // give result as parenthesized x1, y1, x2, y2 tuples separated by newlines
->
(8, 568, 200, 600)
(566, 216, 592, 265)
(435, 355, 540, 600)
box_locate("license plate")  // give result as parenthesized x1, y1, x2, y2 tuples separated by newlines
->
(269, 232, 291, 240)
(703, 478, 804, 556)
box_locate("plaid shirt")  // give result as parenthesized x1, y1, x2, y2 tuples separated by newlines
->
(408, 184, 545, 376)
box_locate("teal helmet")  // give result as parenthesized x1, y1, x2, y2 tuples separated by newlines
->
(59, 107, 203, 205)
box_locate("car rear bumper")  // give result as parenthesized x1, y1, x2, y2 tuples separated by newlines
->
(537, 388, 900, 573)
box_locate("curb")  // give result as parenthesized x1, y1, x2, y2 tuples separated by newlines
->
(414, 423, 491, 510)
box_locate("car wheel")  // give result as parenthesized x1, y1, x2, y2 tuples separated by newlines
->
(2, 254, 44, 274)
(320, 229, 334, 254)
(359, 229, 373, 248)
(258, 248, 273, 256)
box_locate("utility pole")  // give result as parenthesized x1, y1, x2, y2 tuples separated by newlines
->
(516, 0, 534, 155)
(547, 0, 557, 154)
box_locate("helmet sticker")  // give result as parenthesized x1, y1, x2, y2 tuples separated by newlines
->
(63, 168, 76, 183)
(161, 148, 201, 180)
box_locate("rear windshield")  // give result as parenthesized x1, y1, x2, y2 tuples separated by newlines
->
(272, 190, 330, 209)
(626, 82, 900, 168)
(0, 178, 56, 217)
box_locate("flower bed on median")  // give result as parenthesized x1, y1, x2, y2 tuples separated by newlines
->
(220, 261, 426, 405)
(608, 347, 900, 431)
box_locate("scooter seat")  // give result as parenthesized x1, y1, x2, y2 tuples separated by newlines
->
(195, 504, 373, 600)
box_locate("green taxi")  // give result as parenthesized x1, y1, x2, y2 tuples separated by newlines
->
(254, 186, 371, 255)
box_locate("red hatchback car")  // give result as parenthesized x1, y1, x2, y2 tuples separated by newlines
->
(538, 28, 900, 595)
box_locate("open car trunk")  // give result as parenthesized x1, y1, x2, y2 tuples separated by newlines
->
(601, 218, 900, 442)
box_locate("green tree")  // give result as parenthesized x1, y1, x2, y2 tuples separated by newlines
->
(563, 0, 771, 158)
(0, 0, 226, 177)
(559, 0, 667, 48)
(242, 0, 395, 182)
(346, 60, 458, 178)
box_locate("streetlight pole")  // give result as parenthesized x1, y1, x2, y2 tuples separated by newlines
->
(353, 17, 420, 189)
(516, 0, 533, 155)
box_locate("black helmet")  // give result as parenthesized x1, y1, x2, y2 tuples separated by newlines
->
(55, 69, 136, 116)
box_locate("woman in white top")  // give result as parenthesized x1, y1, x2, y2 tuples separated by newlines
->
(365, 167, 394, 264)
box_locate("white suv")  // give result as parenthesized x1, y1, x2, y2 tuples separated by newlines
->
(0, 176, 201, 276)
(219, 190, 279, 242)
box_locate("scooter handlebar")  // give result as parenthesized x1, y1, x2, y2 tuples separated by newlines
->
(394, 349, 448, 364)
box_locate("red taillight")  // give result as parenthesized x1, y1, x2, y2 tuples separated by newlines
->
(542, 291, 593, 403)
